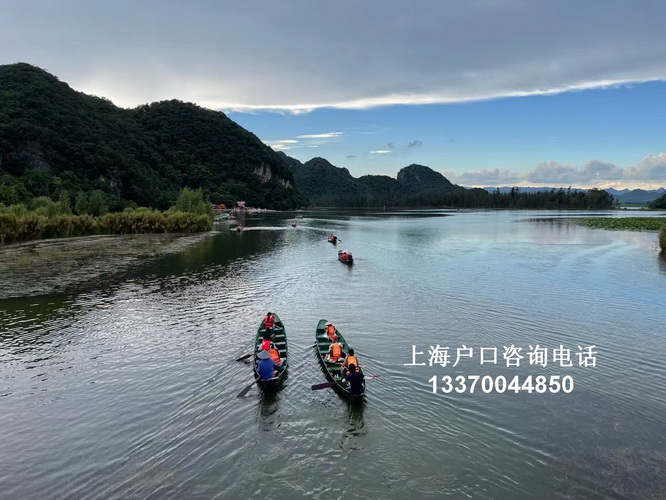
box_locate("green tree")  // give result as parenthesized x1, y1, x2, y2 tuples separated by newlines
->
(172, 187, 212, 216)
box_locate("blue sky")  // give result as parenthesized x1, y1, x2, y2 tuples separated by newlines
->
(231, 81, 666, 187)
(2, 0, 666, 188)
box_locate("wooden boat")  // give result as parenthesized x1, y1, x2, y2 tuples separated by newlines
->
(291, 221, 297, 227)
(314, 319, 365, 402)
(254, 314, 288, 390)
(328, 235, 337, 244)
(338, 250, 353, 264)
(236, 224, 244, 232)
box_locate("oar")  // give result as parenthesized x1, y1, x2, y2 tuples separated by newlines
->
(237, 380, 257, 397)
(235, 353, 252, 362)
(311, 375, 380, 391)
(311, 382, 336, 390)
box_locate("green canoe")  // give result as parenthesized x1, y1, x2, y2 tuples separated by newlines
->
(314, 319, 365, 402)
(254, 313, 288, 390)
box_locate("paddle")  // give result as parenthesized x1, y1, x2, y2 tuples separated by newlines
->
(311, 375, 380, 391)
(237, 380, 257, 398)
(235, 353, 252, 362)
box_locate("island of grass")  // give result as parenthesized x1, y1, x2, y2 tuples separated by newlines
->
(572, 217, 666, 253)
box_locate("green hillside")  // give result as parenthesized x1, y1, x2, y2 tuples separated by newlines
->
(0, 63, 302, 210)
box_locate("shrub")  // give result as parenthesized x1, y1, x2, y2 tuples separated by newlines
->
(0, 213, 18, 244)
(660, 228, 665, 254)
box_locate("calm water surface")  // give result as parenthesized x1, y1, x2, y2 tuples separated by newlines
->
(1, 210, 665, 499)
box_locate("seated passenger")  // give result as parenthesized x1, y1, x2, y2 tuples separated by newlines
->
(326, 340, 344, 363)
(325, 322, 338, 342)
(260, 332, 273, 351)
(269, 342, 284, 368)
(257, 350, 277, 380)
(263, 311, 275, 330)
(342, 348, 360, 377)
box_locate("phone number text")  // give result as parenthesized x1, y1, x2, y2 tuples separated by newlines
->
(429, 375, 574, 394)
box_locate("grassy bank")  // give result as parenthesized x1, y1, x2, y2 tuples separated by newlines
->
(0, 209, 212, 245)
(573, 217, 666, 253)
(0, 188, 213, 245)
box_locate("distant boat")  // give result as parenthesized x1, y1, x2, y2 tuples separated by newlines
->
(236, 225, 244, 232)
(214, 214, 230, 222)
(291, 221, 297, 227)
(338, 250, 353, 264)
(328, 235, 337, 244)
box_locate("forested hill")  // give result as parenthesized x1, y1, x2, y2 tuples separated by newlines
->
(291, 158, 461, 207)
(0, 63, 302, 209)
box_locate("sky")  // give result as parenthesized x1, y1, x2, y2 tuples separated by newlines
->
(2, 0, 666, 189)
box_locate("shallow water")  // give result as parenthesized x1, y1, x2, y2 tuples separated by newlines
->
(1, 210, 665, 499)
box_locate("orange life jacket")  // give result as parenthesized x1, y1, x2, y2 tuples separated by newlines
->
(261, 339, 271, 350)
(346, 355, 358, 368)
(269, 348, 281, 365)
(264, 314, 275, 328)
(331, 343, 342, 360)
(326, 324, 335, 336)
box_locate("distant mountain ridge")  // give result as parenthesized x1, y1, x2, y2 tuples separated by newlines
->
(291, 158, 460, 207)
(484, 186, 665, 204)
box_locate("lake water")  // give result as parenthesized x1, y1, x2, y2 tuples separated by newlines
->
(1, 210, 665, 499)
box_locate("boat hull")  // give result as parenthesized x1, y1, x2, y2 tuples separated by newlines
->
(314, 319, 365, 402)
(254, 314, 288, 390)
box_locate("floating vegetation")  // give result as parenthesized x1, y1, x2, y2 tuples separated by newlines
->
(573, 217, 666, 231)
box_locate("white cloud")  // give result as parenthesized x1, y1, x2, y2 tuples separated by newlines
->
(6, 2, 666, 111)
(449, 154, 666, 188)
(370, 150, 392, 154)
(445, 168, 523, 186)
(624, 153, 666, 180)
(296, 132, 344, 139)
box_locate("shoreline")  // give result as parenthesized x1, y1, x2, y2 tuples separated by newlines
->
(0, 232, 215, 300)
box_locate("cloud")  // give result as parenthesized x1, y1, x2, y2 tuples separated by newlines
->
(445, 168, 523, 186)
(346, 155, 357, 159)
(6, 2, 666, 111)
(370, 150, 392, 154)
(624, 153, 666, 180)
(449, 154, 666, 187)
(526, 160, 627, 184)
(407, 140, 422, 148)
(296, 132, 343, 139)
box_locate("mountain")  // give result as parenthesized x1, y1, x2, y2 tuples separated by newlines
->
(398, 164, 455, 192)
(291, 157, 366, 206)
(612, 188, 666, 204)
(0, 63, 302, 209)
(291, 158, 459, 207)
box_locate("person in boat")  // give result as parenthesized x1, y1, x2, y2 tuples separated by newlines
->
(257, 350, 277, 380)
(324, 322, 338, 342)
(263, 311, 276, 331)
(341, 348, 360, 377)
(344, 363, 365, 396)
(237, 224, 244, 231)
(326, 339, 345, 363)
(329, 234, 337, 242)
(260, 332, 273, 351)
(268, 342, 285, 369)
